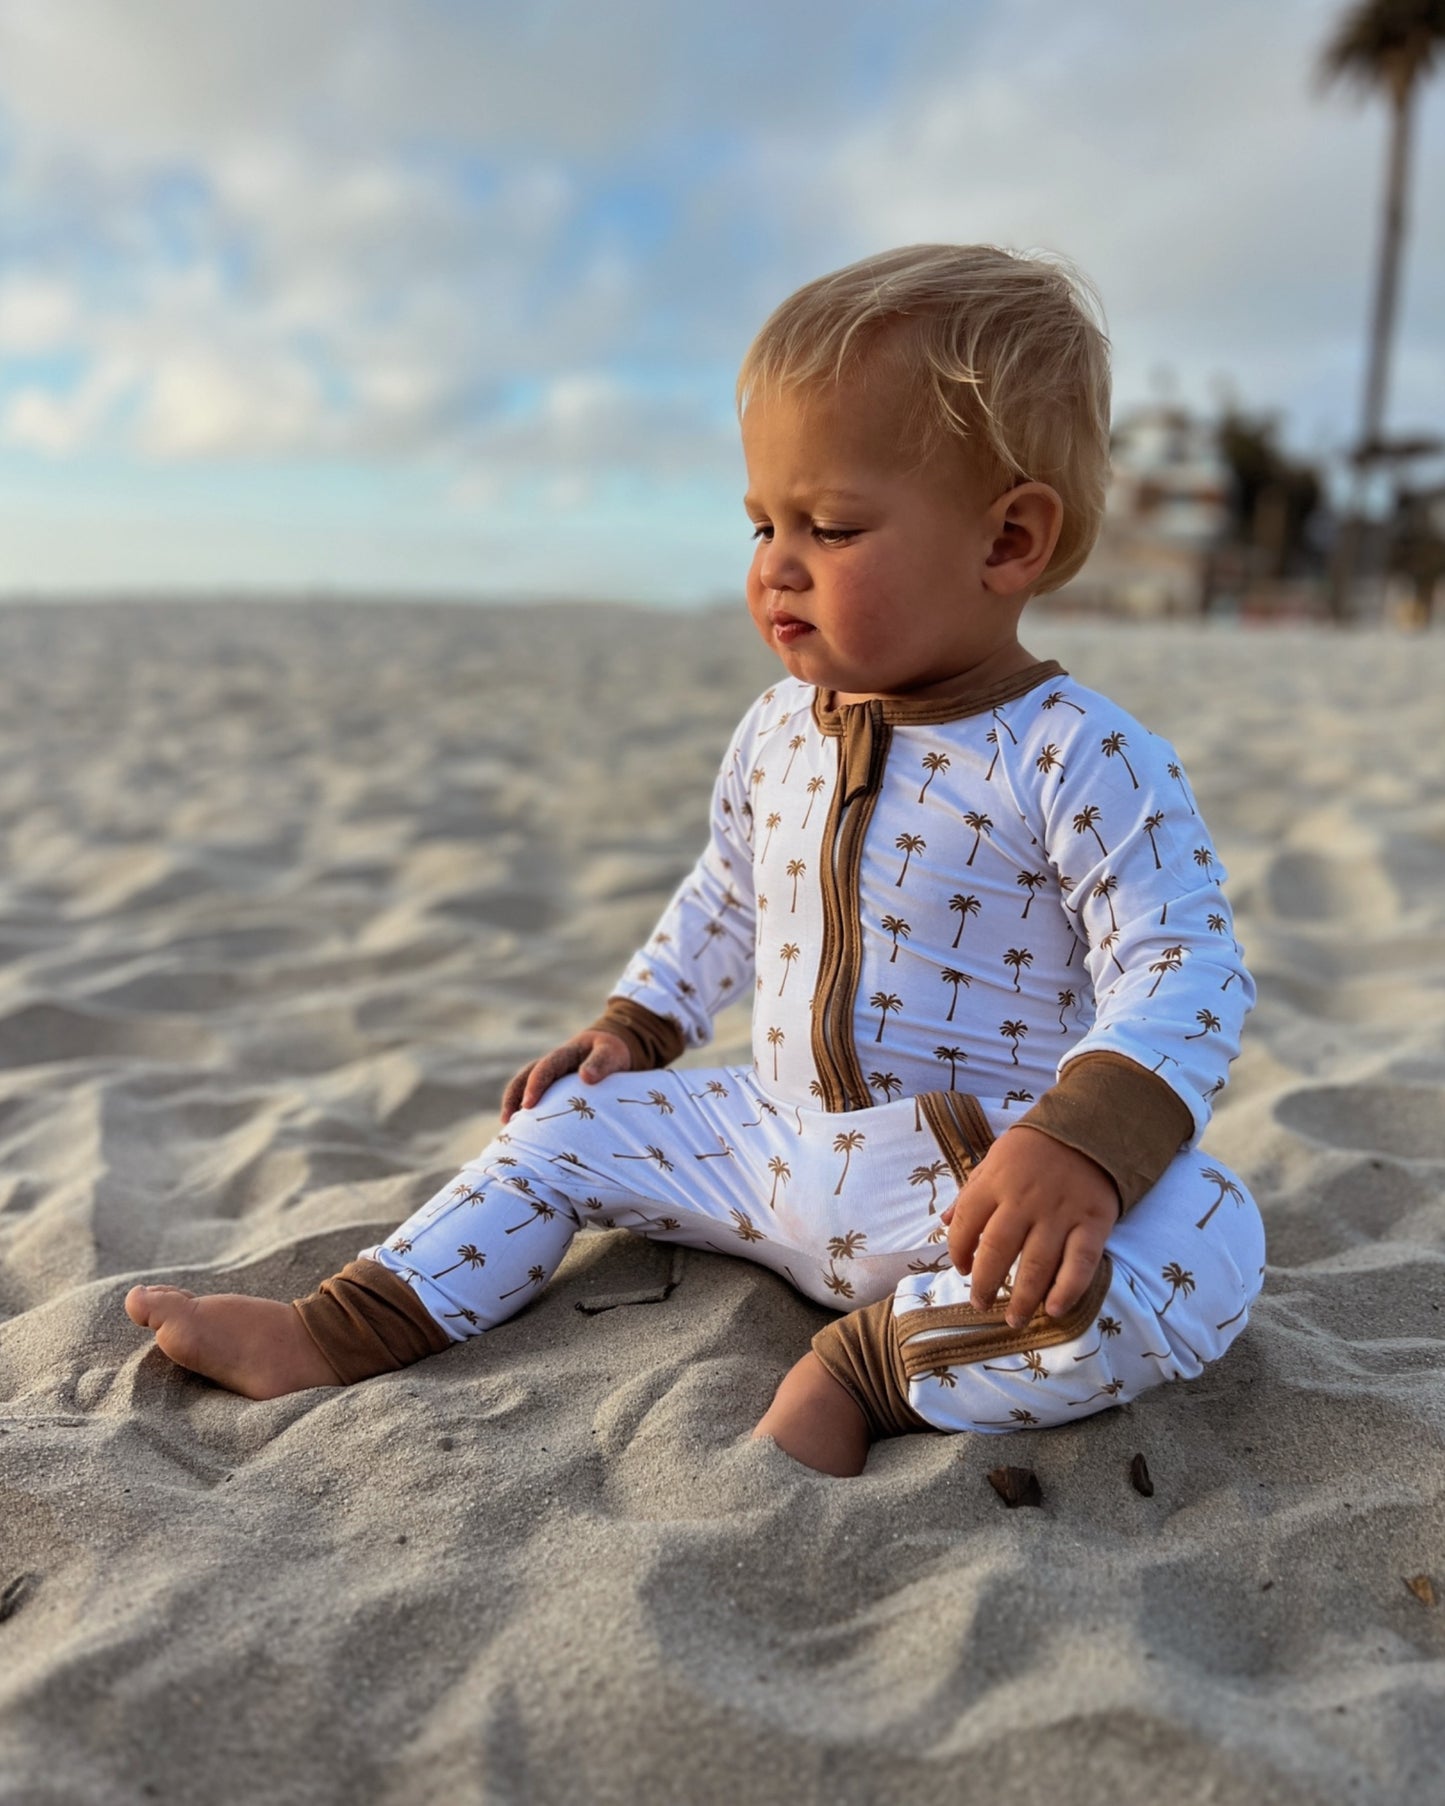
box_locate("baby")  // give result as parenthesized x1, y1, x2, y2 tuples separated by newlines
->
(127, 244, 1265, 1476)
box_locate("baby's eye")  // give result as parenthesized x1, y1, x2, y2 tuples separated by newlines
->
(813, 525, 859, 546)
(750, 523, 773, 542)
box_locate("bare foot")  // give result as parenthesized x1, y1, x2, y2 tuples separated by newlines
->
(752, 1351, 871, 1477)
(124, 1285, 341, 1400)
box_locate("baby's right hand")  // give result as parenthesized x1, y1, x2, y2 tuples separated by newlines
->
(500, 1030, 632, 1123)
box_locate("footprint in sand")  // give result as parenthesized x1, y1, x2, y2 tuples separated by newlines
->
(1275, 1085, 1445, 1161)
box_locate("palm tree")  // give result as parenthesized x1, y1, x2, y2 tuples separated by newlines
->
(940, 967, 971, 1021)
(918, 750, 951, 800)
(992, 706, 1018, 745)
(782, 732, 807, 782)
(1159, 1262, 1197, 1314)
(1206, 911, 1228, 935)
(868, 1069, 903, 1102)
(504, 1197, 559, 1234)
(1034, 743, 1064, 781)
(693, 920, 726, 958)
(786, 858, 806, 911)
(1146, 946, 1186, 996)
(730, 1208, 765, 1244)
(971, 1407, 1040, 1426)
(963, 813, 994, 866)
(778, 941, 801, 995)
(498, 1265, 547, 1301)
(926, 1365, 958, 1388)
(1196, 1166, 1246, 1229)
(870, 991, 902, 1041)
(690, 1079, 730, 1100)
(1042, 689, 1086, 715)
(881, 914, 912, 961)
(949, 892, 982, 946)
(832, 1129, 866, 1194)
(1143, 811, 1166, 869)
(983, 729, 1002, 783)
(1193, 845, 1217, 878)
(1092, 875, 1120, 932)
(761, 811, 783, 859)
(1072, 804, 1109, 859)
(1185, 1008, 1222, 1039)
(1000, 1019, 1028, 1065)
(1003, 947, 1034, 992)
(1099, 930, 1126, 976)
(1072, 1315, 1123, 1361)
(618, 1088, 675, 1113)
(1167, 762, 1195, 814)
(828, 1230, 868, 1260)
(933, 1044, 968, 1088)
(1002, 1089, 1036, 1110)
(1016, 869, 1048, 917)
(767, 1024, 785, 1078)
(694, 1136, 736, 1160)
(822, 1265, 857, 1300)
(1057, 988, 1077, 1032)
(1319, 0, 1445, 618)
(1100, 731, 1139, 788)
(801, 775, 827, 828)
(536, 1095, 596, 1123)
(1068, 1380, 1127, 1407)
(983, 1348, 1049, 1381)
(432, 1244, 487, 1278)
(767, 1155, 791, 1209)
(613, 1145, 675, 1172)
(909, 1160, 950, 1212)
(895, 832, 926, 885)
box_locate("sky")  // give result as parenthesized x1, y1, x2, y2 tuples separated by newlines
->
(0, 0, 1441, 604)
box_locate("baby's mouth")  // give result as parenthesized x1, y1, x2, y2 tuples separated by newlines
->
(770, 612, 814, 644)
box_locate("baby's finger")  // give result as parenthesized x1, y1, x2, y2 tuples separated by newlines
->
(1043, 1229, 1110, 1319)
(520, 1043, 582, 1112)
(579, 1036, 628, 1083)
(963, 1209, 1026, 1310)
(1000, 1223, 1070, 1329)
(499, 1061, 536, 1123)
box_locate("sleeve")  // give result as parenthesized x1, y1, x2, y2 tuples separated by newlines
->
(998, 689, 1254, 1197)
(590, 699, 761, 1063)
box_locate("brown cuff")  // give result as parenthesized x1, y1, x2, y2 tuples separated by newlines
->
(1017, 1051, 1194, 1213)
(812, 1300, 932, 1440)
(292, 1258, 452, 1385)
(588, 996, 687, 1071)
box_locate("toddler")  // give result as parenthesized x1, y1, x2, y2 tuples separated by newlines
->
(127, 244, 1265, 1476)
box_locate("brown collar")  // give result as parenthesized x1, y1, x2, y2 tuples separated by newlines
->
(812, 659, 1066, 733)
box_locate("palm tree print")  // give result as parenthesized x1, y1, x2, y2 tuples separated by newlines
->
(832, 1130, 866, 1194)
(613, 1145, 675, 1173)
(778, 942, 801, 994)
(1159, 1262, 1196, 1314)
(868, 1070, 903, 1102)
(1069, 1380, 1127, 1406)
(1143, 811, 1166, 868)
(498, 1265, 547, 1301)
(881, 914, 911, 961)
(870, 991, 902, 1041)
(767, 1156, 791, 1209)
(619, 1089, 675, 1113)
(1194, 846, 1217, 878)
(1146, 945, 1185, 996)
(730, 1208, 765, 1244)
(991, 707, 1018, 745)
(1042, 690, 1085, 715)
(1057, 989, 1077, 1032)
(1003, 947, 1034, 992)
(1195, 1167, 1245, 1229)
(918, 751, 951, 800)
(690, 1080, 730, 1101)
(694, 1136, 736, 1160)
(388, 1236, 414, 1255)
(786, 858, 806, 911)
(828, 1230, 868, 1260)
(1000, 1019, 1028, 1064)
(1100, 730, 1139, 788)
(820, 1264, 858, 1301)
(1003, 1089, 1036, 1110)
(972, 1407, 1041, 1426)
(766, 1024, 785, 1078)
(1072, 1315, 1123, 1361)
(536, 1095, 596, 1123)
(910, 1160, 950, 1212)
(895, 832, 925, 885)
(443, 1305, 483, 1329)
(907, 1253, 949, 1274)
(934, 1045, 968, 1088)
(1099, 930, 1126, 976)
(984, 730, 1001, 783)
(1072, 804, 1109, 859)
(1167, 762, 1195, 813)
(801, 775, 826, 828)
(1016, 870, 1048, 917)
(433, 1244, 486, 1278)
(1207, 912, 1228, 935)
(761, 812, 783, 859)
(963, 813, 993, 866)
(926, 1365, 958, 1388)
(782, 733, 807, 783)
(1035, 744, 1064, 781)
(504, 1197, 559, 1234)
(1185, 1008, 1222, 1039)
(940, 967, 971, 1021)
(694, 920, 726, 957)
(1092, 875, 1119, 931)
(983, 1349, 1049, 1381)
(949, 893, 982, 946)
(740, 1095, 780, 1128)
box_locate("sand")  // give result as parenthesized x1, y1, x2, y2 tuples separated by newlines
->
(0, 599, 1441, 1805)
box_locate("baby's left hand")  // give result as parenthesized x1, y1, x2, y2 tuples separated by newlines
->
(942, 1127, 1120, 1329)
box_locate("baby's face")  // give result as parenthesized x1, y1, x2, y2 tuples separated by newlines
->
(741, 379, 1023, 701)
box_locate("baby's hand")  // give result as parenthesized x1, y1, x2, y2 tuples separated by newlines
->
(941, 1127, 1119, 1329)
(500, 1030, 632, 1124)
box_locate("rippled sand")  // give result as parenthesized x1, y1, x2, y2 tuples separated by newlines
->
(0, 601, 1441, 1804)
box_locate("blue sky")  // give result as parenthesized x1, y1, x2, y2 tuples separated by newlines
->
(0, 0, 1441, 603)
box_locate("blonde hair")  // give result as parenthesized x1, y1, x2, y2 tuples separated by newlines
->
(736, 244, 1112, 594)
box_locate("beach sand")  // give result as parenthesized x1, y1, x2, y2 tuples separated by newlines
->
(0, 600, 1441, 1804)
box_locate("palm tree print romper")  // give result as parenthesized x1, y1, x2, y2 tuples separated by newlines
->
(356, 661, 1265, 1437)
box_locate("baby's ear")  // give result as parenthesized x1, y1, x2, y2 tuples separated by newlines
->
(983, 483, 1063, 598)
